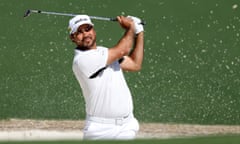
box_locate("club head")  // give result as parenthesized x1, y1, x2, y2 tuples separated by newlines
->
(23, 10, 31, 18)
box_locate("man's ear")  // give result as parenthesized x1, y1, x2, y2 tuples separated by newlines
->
(69, 34, 75, 42)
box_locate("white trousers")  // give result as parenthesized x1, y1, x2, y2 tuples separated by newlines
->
(83, 115, 139, 140)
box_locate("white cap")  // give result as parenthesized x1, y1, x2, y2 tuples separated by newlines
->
(68, 15, 94, 34)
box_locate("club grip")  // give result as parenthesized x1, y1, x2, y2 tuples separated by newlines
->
(111, 17, 146, 25)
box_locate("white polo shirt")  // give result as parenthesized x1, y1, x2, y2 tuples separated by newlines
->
(72, 46, 133, 118)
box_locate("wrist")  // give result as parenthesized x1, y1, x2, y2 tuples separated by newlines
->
(129, 22, 135, 30)
(127, 23, 135, 34)
(136, 31, 144, 36)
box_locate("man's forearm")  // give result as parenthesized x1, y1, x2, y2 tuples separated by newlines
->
(107, 20, 135, 65)
(116, 27, 135, 54)
(129, 32, 144, 68)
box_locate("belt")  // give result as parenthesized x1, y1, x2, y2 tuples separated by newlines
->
(86, 114, 133, 126)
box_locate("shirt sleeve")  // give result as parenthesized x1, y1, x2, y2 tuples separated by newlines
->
(74, 47, 108, 78)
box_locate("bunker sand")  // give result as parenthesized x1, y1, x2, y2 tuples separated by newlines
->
(0, 119, 240, 141)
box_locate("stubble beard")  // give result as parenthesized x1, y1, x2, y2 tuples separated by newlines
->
(78, 35, 96, 50)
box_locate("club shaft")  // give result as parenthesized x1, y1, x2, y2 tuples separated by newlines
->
(28, 10, 145, 25)
(30, 10, 117, 21)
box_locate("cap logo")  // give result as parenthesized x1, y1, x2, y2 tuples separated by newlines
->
(75, 18, 88, 24)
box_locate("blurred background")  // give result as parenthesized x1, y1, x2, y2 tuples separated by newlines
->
(0, 0, 240, 125)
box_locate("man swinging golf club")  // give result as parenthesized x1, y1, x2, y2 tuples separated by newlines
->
(69, 15, 144, 140)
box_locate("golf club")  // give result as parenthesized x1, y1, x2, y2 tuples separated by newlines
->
(24, 9, 146, 25)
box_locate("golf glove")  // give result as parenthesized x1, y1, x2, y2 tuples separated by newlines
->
(127, 16, 144, 34)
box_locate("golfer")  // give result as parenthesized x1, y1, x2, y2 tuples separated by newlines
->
(69, 15, 144, 140)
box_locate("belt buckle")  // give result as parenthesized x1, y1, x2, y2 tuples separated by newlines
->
(115, 118, 124, 125)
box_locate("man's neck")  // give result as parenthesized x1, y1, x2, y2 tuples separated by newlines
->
(76, 46, 89, 51)
(76, 46, 97, 51)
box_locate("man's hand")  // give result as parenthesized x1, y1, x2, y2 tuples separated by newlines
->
(127, 16, 144, 34)
(117, 16, 135, 30)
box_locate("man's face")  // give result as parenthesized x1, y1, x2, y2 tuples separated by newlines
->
(71, 24, 96, 49)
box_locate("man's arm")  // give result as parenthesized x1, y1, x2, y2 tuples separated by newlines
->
(107, 16, 135, 65)
(120, 32, 144, 71)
